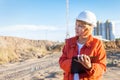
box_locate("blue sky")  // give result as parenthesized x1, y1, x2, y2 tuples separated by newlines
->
(0, 0, 120, 41)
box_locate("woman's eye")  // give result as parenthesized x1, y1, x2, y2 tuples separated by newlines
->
(78, 26, 84, 28)
(78, 26, 82, 27)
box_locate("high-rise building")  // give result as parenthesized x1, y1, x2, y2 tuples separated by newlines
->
(108, 21, 115, 40)
(93, 20, 115, 40)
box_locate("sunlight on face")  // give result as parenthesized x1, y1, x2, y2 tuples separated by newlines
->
(75, 20, 93, 38)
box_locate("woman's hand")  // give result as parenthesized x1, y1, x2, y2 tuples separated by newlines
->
(74, 54, 92, 69)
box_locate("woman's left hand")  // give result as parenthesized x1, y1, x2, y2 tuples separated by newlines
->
(74, 54, 92, 69)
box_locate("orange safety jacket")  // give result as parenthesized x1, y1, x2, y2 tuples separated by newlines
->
(59, 35, 106, 80)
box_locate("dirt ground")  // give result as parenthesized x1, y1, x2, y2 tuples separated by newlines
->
(0, 52, 120, 80)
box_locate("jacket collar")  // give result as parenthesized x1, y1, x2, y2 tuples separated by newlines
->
(70, 35, 93, 48)
(85, 35, 94, 47)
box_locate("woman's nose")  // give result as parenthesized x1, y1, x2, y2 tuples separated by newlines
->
(81, 28, 85, 32)
(75, 26, 78, 30)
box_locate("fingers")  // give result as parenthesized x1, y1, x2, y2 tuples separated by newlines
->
(74, 54, 91, 63)
(74, 59, 78, 62)
(74, 54, 92, 69)
(79, 54, 91, 65)
(74, 55, 82, 63)
(84, 55, 90, 63)
(81, 54, 85, 62)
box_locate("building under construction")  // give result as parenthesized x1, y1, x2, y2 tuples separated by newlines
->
(93, 20, 115, 41)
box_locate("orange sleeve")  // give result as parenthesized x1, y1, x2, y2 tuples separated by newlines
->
(59, 41, 72, 73)
(86, 40, 107, 77)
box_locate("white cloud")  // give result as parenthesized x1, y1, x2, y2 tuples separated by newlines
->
(0, 24, 66, 41)
(0, 24, 64, 32)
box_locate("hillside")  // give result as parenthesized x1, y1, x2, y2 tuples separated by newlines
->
(0, 36, 120, 64)
(103, 40, 120, 49)
(0, 36, 63, 64)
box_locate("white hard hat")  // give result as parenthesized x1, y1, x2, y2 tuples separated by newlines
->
(76, 10, 97, 27)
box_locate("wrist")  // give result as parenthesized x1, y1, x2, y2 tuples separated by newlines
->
(86, 65, 92, 71)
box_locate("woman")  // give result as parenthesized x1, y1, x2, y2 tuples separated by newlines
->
(59, 10, 106, 80)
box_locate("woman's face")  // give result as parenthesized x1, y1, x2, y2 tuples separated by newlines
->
(75, 20, 93, 38)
